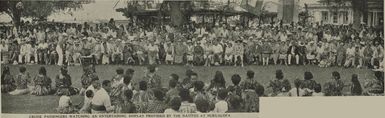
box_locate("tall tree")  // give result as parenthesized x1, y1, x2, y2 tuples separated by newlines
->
(0, 0, 91, 28)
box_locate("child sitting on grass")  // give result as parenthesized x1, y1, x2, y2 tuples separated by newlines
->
(213, 89, 228, 113)
(57, 89, 77, 114)
(312, 84, 325, 96)
(79, 90, 93, 113)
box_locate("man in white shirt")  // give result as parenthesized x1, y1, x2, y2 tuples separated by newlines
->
(344, 43, 357, 67)
(212, 41, 223, 65)
(19, 39, 32, 64)
(91, 80, 114, 113)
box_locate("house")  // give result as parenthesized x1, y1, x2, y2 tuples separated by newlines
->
(307, 0, 383, 26)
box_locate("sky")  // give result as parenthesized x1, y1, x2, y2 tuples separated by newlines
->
(0, 0, 321, 23)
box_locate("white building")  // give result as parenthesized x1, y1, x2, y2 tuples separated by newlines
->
(307, 0, 383, 26)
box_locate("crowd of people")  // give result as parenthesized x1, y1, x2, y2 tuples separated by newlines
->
(0, 19, 384, 68)
(1, 64, 384, 114)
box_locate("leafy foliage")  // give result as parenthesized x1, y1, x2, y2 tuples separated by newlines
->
(0, 0, 92, 21)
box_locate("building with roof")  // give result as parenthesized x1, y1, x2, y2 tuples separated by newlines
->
(307, 0, 383, 27)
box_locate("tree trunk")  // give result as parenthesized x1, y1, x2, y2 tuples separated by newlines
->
(352, 8, 361, 30)
(169, 2, 185, 27)
(12, 10, 22, 31)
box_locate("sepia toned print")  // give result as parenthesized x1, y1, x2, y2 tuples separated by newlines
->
(0, 0, 383, 115)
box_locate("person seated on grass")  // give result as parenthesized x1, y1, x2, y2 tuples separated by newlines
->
(55, 67, 78, 96)
(57, 89, 77, 114)
(133, 81, 154, 113)
(288, 79, 306, 97)
(227, 74, 242, 97)
(208, 71, 226, 96)
(9, 66, 31, 95)
(226, 95, 243, 112)
(169, 73, 181, 89)
(143, 65, 162, 90)
(1, 66, 16, 93)
(193, 81, 211, 103)
(213, 89, 228, 113)
(31, 66, 52, 96)
(79, 90, 93, 114)
(195, 98, 210, 113)
(363, 71, 384, 96)
(111, 67, 124, 88)
(110, 75, 133, 113)
(91, 80, 114, 113)
(144, 89, 167, 113)
(323, 71, 345, 96)
(121, 89, 137, 113)
(165, 79, 180, 104)
(164, 96, 182, 113)
(301, 71, 318, 95)
(350, 74, 363, 96)
(80, 65, 99, 96)
(267, 70, 291, 96)
(240, 70, 264, 112)
(311, 84, 324, 96)
(179, 88, 197, 113)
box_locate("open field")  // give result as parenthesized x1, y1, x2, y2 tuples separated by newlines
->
(1, 64, 376, 113)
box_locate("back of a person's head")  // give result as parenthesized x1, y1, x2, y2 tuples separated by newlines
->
(124, 89, 133, 101)
(39, 67, 47, 76)
(314, 83, 322, 93)
(247, 70, 254, 78)
(169, 96, 182, 111)
(102, 80, 111, 87)
(228, 95, 242, 109)
(179, 88, 191, 102)
(294, 79, 302, 88)
(147, 65, 157, 73)
(304, 71, 313, 80)
(123, 75, 132, 85)
(139, 81, 147, 91)
(275, 70, 284, 80)
(85, 90, 94, 98)
(170, 74, 179, 81)
(231, 74, 241, 85)
(19, 66, 26, 73)
(195, 99, 210, 113)
(125, 68, 135, 76)
(217, 89, 228, 100)
(332, 71, 340, 80)
(169, 79, 178, 88)
(153, 89, 165, 101)
(116, 68, 124, 75)
(194, 81, 205, 91)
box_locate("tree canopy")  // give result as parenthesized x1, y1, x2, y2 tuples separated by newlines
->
(0, 0, 92, 27)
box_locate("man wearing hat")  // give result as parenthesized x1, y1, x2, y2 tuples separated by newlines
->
(72, 40, 83, 65)
(112, 39, 123, 64)
(233, 39, 244, 67)
(186, 40, 194, 65)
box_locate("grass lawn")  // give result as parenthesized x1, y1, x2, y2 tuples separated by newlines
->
(1, 64, 376, 113)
